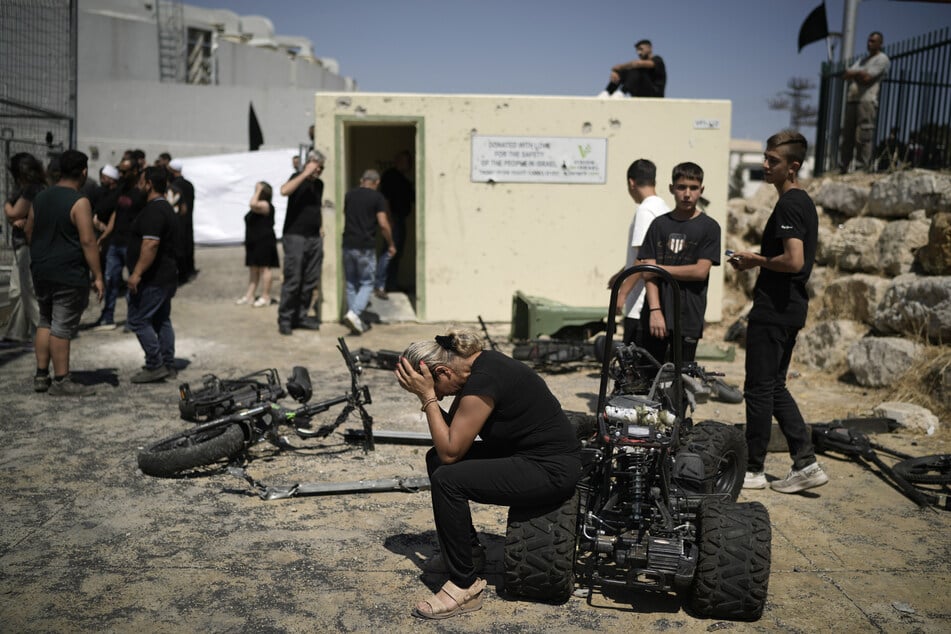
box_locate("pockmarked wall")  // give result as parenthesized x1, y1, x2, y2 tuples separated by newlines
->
(313, 93, 731, 324)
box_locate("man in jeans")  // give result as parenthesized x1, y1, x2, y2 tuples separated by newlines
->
(126, 166, 179, 383)
(277, 150, 325, 336)
(25, 149, 104, 396)
(341, 170, 395, 335)
(94, 157, 145, 330)
(730, 130, 828, 494)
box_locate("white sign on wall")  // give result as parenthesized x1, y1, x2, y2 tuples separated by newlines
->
(471, 135, 608, 184)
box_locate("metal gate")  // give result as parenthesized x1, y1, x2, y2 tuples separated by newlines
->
(0, 0, 76, 322)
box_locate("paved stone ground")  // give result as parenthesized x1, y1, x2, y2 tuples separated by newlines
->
(1, 246, 949, 633)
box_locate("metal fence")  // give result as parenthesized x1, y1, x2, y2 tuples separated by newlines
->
(0, 0, 75, 249)
(814, 27, 951, 176)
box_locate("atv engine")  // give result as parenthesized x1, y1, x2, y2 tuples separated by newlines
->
(578, 391, 702, 592)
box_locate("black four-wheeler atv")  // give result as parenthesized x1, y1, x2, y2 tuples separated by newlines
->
(503, 265, 771, 621)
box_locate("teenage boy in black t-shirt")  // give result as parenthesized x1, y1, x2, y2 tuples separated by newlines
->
(637, 162, 720, 365)
(730, 130, 828, 494)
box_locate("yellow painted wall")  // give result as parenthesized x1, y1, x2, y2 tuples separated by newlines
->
(313, 93, 731, 324)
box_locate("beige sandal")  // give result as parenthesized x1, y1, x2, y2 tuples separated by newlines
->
(412, 578, 487, 620)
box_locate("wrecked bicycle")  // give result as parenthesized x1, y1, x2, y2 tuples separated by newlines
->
(137, 337, 374, 477)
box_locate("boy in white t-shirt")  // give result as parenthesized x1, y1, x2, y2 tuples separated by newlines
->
(607, 158, 670, 345)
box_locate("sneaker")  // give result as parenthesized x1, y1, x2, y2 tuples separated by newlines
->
(34, 374, 52, 393)
(48, 375, 96, 396)
(92, 320, 117, 332)
(279, 324, 293, 336)
(424, 546, 486, 574)
(130, 366, 171, 384)
(252, 296, 271, 307)
(165, 365, 178, 380)
(743, 471, 767, 489)
(235, 296, 252, 305)
(343, 310, 366, 335)
(770, 462, 829, 494)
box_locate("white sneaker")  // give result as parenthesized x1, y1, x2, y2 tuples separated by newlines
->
(343, 310, 365, 335)
(235, 296, 252, 305)
(596, 90, 611, 98)
(610, 90, 627, 99)
(770, 462, 829, 494)
(252, 297, 270, 307)
(743, 471, 767, 489)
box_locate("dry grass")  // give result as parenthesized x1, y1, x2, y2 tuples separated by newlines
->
(887, 345, 951, 422)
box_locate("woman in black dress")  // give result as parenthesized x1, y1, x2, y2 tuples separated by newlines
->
(238, 181, 279, 307)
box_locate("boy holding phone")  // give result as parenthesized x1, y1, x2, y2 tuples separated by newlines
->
(730, 129, 827, 494)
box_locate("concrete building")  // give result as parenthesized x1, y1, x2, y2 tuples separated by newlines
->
(77, 0, 355, 173)
(312, 93, 732, 323)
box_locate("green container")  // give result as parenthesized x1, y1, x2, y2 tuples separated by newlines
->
(510, 291, 607, 341)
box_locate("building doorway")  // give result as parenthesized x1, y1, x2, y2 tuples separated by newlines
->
(343, 122, 419, 314)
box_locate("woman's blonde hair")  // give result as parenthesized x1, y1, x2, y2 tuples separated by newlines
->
(402, 327, 485, 371)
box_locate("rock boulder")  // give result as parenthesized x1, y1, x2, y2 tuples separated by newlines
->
(873, 401, 939, 435)
(873, 275, 951, 342)
(846, 337, 920, 387)
(796, 319, 867, 370)
(814, 180, 868, 217)
(916, 211, 951, 275)
(868, 169, 951, 218)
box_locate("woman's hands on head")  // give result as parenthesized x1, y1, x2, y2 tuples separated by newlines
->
(395, 356, 437, 404)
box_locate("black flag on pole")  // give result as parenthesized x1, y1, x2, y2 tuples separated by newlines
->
(798, 2, 829, 53)
(249, 103, 264, 151)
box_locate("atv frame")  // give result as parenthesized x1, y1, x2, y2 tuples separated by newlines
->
(502, 264, 772, 621)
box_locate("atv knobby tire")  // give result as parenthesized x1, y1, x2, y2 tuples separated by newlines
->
(690, 499, 771, 621)
(893, 454, 951, 484)
(504, 491, 579, 603)
(682, 421, 747, 500)
(138, 423, 245, 477)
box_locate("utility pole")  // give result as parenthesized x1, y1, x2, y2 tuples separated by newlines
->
(841, 0, 860, 63)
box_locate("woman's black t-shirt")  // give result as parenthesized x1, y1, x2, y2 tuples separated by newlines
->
(450, 350, 580, 459)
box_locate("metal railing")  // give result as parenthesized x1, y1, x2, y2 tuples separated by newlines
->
(815, 27, 951, 175)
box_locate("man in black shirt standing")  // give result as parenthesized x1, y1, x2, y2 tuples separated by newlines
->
(341, 169, 394, 335)
(25, 149, 104, 396)
(94, 158, 145, 330)
(730, 130, 828, 494)
(126, 166, 179, 383)
(277, 150, 325, 336)
(375, 150, 415, 297)
(167, 159, 197, 284)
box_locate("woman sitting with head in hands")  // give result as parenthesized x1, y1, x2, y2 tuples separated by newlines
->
(395, 327, 582, 620)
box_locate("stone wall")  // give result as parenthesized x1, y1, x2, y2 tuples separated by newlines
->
(725, 168, 951, 428)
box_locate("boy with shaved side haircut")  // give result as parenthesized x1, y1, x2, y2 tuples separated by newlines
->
(731, 130, 827, 494)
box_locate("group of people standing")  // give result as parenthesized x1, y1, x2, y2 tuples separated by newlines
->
(3, 147, 193, 394)
(242, 149, 414, 337)
(610, 130, 829, 499)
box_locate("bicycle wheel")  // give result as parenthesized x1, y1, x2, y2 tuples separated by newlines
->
(138, 424, 245, 477)
(893, 454, 951, 485)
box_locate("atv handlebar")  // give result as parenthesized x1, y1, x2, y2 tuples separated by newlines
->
(598, 264, 683, 418)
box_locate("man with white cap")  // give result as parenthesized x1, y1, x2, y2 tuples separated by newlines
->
(90, 165, 121, 319)
(166, 158, 196, 284)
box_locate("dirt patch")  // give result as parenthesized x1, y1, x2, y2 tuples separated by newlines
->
(1, 246, 948, 633)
